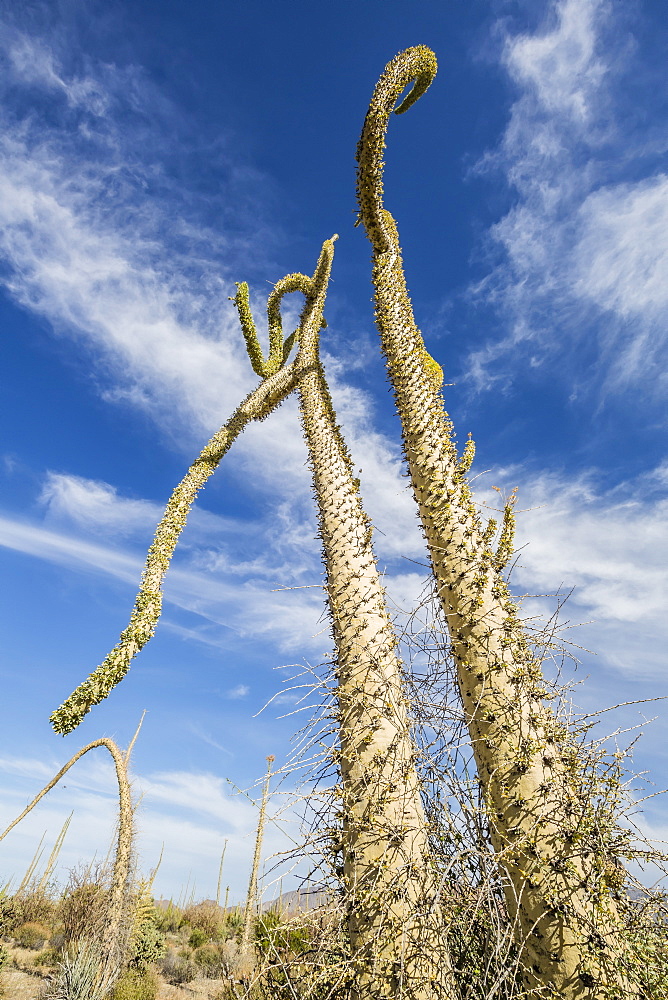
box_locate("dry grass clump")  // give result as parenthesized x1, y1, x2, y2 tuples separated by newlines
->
(59, 865, 112, 948)
(13, 921, 51, 950)
(181, 900, 227, 941)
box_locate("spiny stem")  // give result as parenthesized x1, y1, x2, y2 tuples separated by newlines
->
(357, 44, 635, 999)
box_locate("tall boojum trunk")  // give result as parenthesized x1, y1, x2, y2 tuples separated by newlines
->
(357, 45, 634, 999)
(234, 239, 458, 1000)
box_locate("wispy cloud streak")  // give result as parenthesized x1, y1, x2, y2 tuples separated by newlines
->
(476, 463, 668, 679)
(470, 0, 668, 395)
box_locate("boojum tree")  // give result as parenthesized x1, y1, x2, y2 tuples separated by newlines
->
(1, 734, 135, 975)
(51, 237, 458, 999)
(234, 238, 457, 999)
(356, 45, 635, 999)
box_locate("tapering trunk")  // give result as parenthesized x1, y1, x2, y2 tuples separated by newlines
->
(244, 238, 457, 998)
(241, 756, 274, 956)
(298, 357, 457, 999)
(357, 46, 634, 999)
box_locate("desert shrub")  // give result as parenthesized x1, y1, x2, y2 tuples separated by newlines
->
(181, 901, 224, 940)
(50, 930, 66, 951)
(218, 938, 256, 982)
(188, 927, 207, 948)
(253, 906, 354, 999)
(110, 967, 159, 1000)
(159, 947, 198, 984)
(193, 942, 225, 977)
(626, 899, 668, 1000)
(15, 920, 51, 949)
(152, 903, 181, 934)
(125, 889, 166, 972)
(0, 943, 7, 1000)
(20, 890, 57, 926)
(225, 910, 242, 935)
(127, 920, 165, 971)
(0, 889, 56, 933)
(34, 946, 62, 966)
(255, 910, 311, 959)
(0, 896, 19, 935)
(59, 868, 110, 948)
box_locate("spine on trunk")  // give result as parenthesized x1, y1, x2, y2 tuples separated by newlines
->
(356, 45, 636, 999)
(233, 238, 458, 1000)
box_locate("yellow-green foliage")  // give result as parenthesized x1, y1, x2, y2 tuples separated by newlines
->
(110, 967, 159, 1000)
(127, 886, 165, 971)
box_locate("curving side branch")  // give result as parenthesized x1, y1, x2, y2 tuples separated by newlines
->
(50, 326, 307, 736)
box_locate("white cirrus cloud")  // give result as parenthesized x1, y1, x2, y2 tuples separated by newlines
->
(504, 0, 608, 123)
(474, 463, 668, 680)
(226, 685, 250, 700)
(40, 472, 161, 538)
(573, 175, 668, 319)
(469, 0, 668, 396)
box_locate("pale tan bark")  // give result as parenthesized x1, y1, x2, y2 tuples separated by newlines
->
(236, 239, 458, 999)
(1, 737, 133, 969)
(241, 755, 274, 956)
(357, 46, 635, 999)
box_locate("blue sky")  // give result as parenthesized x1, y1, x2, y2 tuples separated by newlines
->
(1, 0, 667, 905)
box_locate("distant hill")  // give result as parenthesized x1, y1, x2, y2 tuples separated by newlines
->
(155, 885, 332, 915)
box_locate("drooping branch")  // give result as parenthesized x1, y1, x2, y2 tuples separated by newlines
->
(356, 44, 437, 256)
(50, 308, 308, 736)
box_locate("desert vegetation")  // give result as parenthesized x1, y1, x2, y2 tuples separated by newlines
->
(2, 43, 667, 1000)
